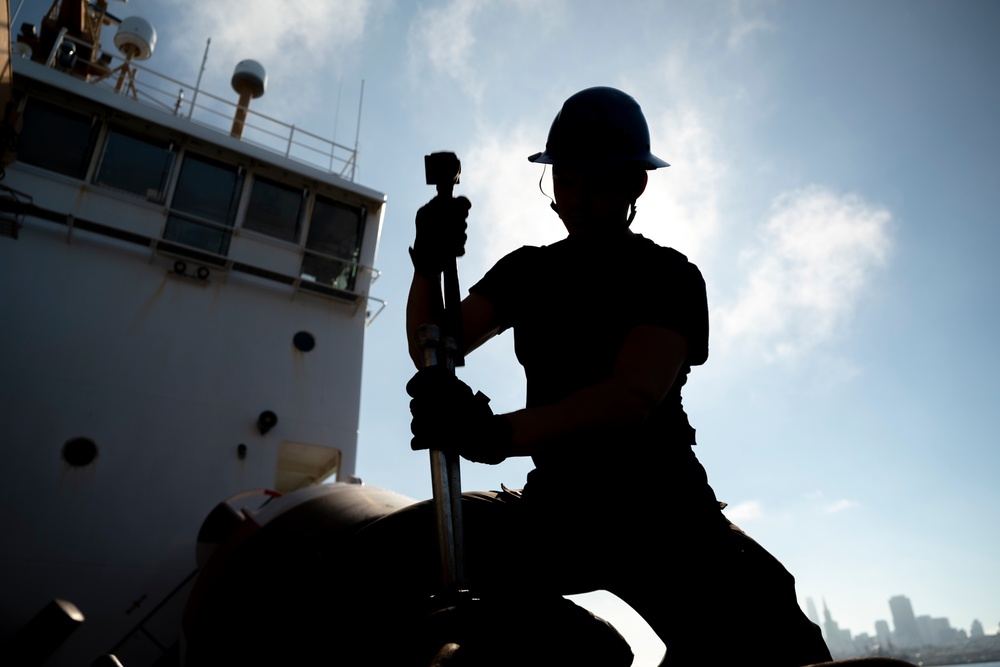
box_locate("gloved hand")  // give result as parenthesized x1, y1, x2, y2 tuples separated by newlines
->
(406, 366, 512, 465)
(409, 195, 472, 279)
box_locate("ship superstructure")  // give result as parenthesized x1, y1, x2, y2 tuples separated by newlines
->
(0, 2, 387, 663)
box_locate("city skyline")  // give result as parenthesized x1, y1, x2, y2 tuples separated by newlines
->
(812, 593, 996, 659)
(812, 593, 1000, 635)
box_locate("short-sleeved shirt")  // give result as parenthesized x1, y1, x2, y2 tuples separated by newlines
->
(470, 232, 709, 487)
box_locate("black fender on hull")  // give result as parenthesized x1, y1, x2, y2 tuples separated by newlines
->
(183, 482, 418, 666)
(182, 482, 634, 667)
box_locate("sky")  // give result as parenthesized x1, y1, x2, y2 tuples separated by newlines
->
(14, 0, 999, 663)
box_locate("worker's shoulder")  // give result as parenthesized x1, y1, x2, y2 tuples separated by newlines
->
(490, 243, 546, 270)
(631, 234, 697, 268)
(499, 234, 697, 271)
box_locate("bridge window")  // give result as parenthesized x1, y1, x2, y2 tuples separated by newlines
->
(95, 126, 175, 201)
(242, 176, 304, 243)
(162, 153, 243, 258)
(17, 97, 99, 179)
(301, 196, 365, 292)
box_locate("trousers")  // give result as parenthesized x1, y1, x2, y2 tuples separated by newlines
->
(345, 479, 831, 666)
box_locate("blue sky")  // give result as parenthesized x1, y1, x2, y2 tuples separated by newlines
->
(16, 0, 998, 662)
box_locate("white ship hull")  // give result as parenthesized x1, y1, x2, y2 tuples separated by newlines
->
(0, 5, 388, 663)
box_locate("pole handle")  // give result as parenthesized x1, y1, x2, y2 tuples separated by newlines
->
(424, 152, 465, 366)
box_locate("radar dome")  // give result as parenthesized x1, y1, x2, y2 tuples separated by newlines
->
(231, 60, 267, 99)
(114, 16, 156, 61)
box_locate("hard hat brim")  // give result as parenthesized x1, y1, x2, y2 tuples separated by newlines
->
(527, 150, 669, 169)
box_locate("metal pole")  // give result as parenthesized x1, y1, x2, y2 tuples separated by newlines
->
(416, 324, 465, 588)
(329, 78, 342, 172)
(352, 80, 365, 182)
(418, 151, 467, 591)
(188, 38, 210, 120)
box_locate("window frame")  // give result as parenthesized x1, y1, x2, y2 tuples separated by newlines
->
(16, 95, 102, 180)
(239, 173, 307, 245)
(160, 150, 245, 259)
(299, 192, 367, 293)
(92, 122, 178, 203)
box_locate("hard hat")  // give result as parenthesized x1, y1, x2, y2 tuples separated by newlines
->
(528, 87, 669, 170)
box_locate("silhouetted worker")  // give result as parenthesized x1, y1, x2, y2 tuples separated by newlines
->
(403, 86, 833, 666)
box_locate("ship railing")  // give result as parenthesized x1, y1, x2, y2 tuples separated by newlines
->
(296, 246, 387, 326)
(150, 213, 385, 325)
(38, 30, 359, 181)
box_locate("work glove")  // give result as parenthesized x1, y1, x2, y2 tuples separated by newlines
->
(409, 195, 471, 279)
(406, 366, 512, 465)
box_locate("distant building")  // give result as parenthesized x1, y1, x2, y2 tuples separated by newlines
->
(852, 632, 875, 656)
(929, 617, 959, 646)
(912, 615, 961, 646)
(823, 599, 855, 657)
(971, 619, 985, 639)
(806, 597, 821, 627)
(916, 615, 933, 645)
(889, 595, 923, 648)
(875, 620, 892, 648)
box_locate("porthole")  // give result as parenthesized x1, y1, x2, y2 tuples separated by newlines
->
(293, 331, 315, 352)
(62, 437, 98, 467)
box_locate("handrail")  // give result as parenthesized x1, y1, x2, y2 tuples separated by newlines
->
(1, 194, 386, 307)
(38, 31, 359, 180)
(365, 296, 387, 327)
(158, 212, 380, 292)
(152, 201, 380, 283)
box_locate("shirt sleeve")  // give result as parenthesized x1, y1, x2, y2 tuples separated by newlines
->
(633, 247, 709, 366)
(468, 246, 539, 332)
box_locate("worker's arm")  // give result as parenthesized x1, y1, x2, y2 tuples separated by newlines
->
(503, 325, 687, 456)
(406, 194, 502, 367)
(406, 280, 500, 367)
(408, 323, 689, 463)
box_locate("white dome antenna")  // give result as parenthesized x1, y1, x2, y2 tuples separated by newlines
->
(114, 16, 156, 61)
(230, 59, 267, 139)
(110, 16, 156, 96)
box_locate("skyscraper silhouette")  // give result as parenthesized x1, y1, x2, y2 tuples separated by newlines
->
(806, 597, 821, 627)
(889, 595, 923, 648)
(875, 619, 892, 648)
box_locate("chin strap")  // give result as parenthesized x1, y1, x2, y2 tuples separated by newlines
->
(627, 200, 637, 225)
(539, 165, 558, 214)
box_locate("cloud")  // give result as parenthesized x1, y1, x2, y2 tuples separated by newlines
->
(461, 127, 565, 276)
(166, 1, 378, 71)
(713, 186, 892, 362)
(724, 499, 763, 523)
(148, 0, 384, 119)
(822, 499, 860, 514)
(405, 0, 564, 102)
(804, 491, 860, 515)
(727, 0, 778, 51)
(407, 0, 484, 100)
(722, 494, 858, 529)
(632, 103, 727, 261)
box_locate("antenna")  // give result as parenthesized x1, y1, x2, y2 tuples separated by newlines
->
(113, 15, 155, 61)
(111, 15, 155, 96)
(329, 78, 342, 173)
(353, 80, 365, 182)
(230, 59, 267, 139)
